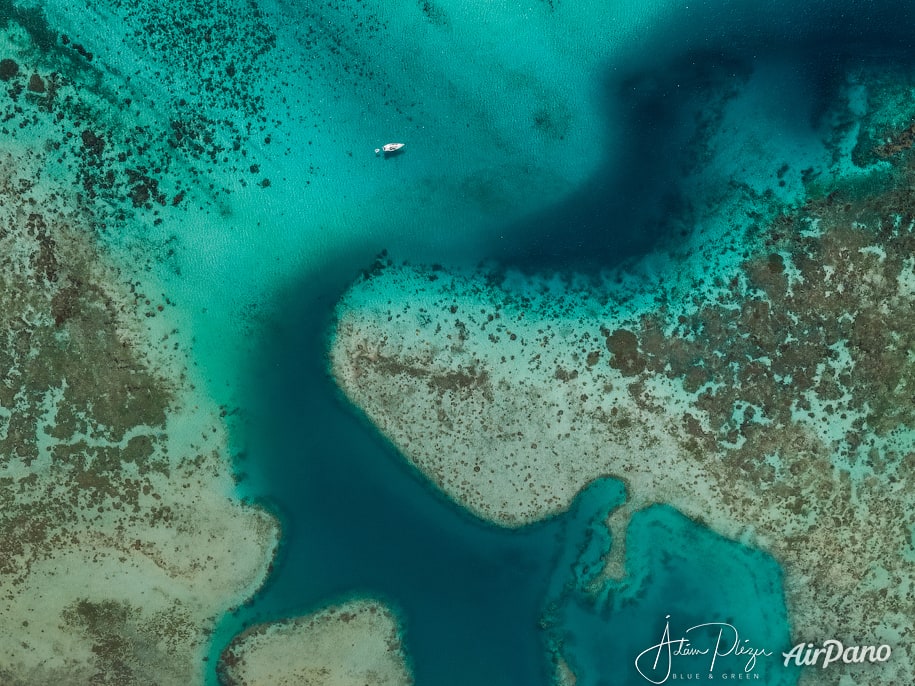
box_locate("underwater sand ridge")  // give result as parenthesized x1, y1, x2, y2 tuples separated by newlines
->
(0, 11, 289, 685)
(6, 0, 915, 682)
(0, 2, 430, 681)
(0, 142, 279, 683)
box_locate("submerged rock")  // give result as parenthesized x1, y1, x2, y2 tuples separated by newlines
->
(27, 73, 45, 93)
(219, 599, 413, 686)
(0, 58, 18, 81)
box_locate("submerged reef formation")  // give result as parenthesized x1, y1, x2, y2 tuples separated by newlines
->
(0, 149, 278, 682)
(331, 70, 915, 684)
(218, 599, 413, 686)
(1, 4, 438, 682)
(0, 12, 283, 686)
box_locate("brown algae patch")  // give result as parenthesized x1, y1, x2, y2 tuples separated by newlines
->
(218, 599, 413, 686)
(0, 150, 278, 682)
(331, 77, 915, 683)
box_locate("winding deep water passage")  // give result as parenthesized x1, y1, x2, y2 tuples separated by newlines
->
(5, 0, 915, 682)
(210, 263, 567, 686)
(207, 259, 793, 685)
(210, 1, 915, 682)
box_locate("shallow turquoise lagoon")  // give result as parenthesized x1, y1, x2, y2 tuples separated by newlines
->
(548, 505, 798, 685)
(191, 1, 908, 682)
(8, 0, 915, 681)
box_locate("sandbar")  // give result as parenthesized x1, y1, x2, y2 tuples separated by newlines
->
(0, 26, 281, 685)
(218, 599, 413, 686)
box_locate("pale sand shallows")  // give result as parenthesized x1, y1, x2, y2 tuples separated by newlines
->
(219, 599, 413, 686)
(0, 164, 280, 683)
(0, 21, 411, 684)
(0, 132, 279, 684)
(330, 79, 915, 684)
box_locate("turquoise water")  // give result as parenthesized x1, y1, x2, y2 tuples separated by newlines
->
(207, 263, 570, 684)
(190, 1, 915, 684)
(206, 269, 797, 683)
(547, 505, 799, 685)
(12, 0, 915, 682)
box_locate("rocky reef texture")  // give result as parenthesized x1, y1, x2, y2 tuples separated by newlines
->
(2, 11, 422, 685)
(0, 82, 278, 686)
(218, 599, 413, 686)
(0, 11, 288, 684)
(331, 72, 915, 684)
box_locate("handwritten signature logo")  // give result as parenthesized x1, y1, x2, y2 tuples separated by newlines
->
(634, 615, 772, 684)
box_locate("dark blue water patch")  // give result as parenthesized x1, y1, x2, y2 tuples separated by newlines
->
(210, 255, 570, 685)
(203, 5, 915, 683)
(493, 0, 915, 275)
(491, 50, 755, 274)
(546, 505, 799, 686)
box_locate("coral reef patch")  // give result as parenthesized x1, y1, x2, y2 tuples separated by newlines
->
(218, 599, 412, 686)
(331, 66, 915, 684)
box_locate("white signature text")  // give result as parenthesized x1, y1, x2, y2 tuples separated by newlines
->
(634, 615, 772, 684)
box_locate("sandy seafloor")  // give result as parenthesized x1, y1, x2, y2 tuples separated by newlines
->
(2, 0, 915, 684)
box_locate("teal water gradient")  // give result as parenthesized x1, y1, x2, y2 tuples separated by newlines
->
(207, 263, 796, 685)
(548, 505, 799, 685)
(10, 0, 915, 682)
(196, 0, 915, 681)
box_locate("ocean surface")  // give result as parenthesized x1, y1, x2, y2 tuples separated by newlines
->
(12, 0, 915, 682)
(174, 0, 915, 683)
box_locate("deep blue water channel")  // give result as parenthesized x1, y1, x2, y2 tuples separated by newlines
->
(207, 256, 796, 686)
(202, 4, 915, 679)
(212, 259, 567, 685)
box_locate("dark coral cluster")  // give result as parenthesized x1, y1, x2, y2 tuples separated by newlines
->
(332, 68, 915, 684)
(600, 108, 915, 500)
(0, 181, 172, 587)
(0, 0, 281, 240)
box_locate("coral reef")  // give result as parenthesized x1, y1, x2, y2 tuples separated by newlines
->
(0, 12, 281, 679)
(219, 599, 413, 686)
(0, 145, 279, 684)
(331, 69, 915, 684)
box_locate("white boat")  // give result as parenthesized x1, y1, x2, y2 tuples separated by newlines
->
(375, 143, 405, 156)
